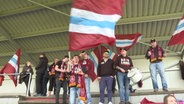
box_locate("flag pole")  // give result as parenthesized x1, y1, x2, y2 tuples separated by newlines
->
(68, 51, 71, 59)
(27, 0, 70, 17)
(0, 73, 19, 76)
(27, 73, 32, 96)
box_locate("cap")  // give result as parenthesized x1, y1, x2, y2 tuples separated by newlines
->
(120, 48, 127, 51)
(150, 39, 156, 43)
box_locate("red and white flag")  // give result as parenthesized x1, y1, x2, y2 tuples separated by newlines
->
(168, 16, 184, 46)
(115, 33, 142, 54)
(0, 69, 4, 86)
(1, 49, 21, 86)
(100, 46, 117, 61)
(69, 0, 126, 51)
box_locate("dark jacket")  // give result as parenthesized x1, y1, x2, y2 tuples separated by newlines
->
(19, 64, 34, 84)
(114, 55, 133, 73)
(97, 58, 115, 77)
(36, 57, 48, 74)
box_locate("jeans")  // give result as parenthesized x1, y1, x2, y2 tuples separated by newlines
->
(69, 87, 85, 104)
(85, 77, 92, 104)
(55, 78, 68, 104)
(99, 76, 113, 103)
(117, 72, 130, 102)
(150, 61, 168, 90)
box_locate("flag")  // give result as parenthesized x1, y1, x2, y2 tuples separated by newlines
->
(100, 46, 117, 61)
(89, 46, 117, 73)
(69, 0, 126, 51)
(115, 33, 142, 54)
(168, 16, 184, 46)
(0, 69, 4, 86)
(1, 49, 21, 86)
(89, 47, 101, 74)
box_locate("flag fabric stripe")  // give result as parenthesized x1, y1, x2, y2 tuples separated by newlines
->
(70, 8, 121, 22)
(89, 52, 99, 69)
(69, 33, 115, 51)
(72, 0, 125, 15)
(8, 55, 18, 72)
(173, 20, 184, 35)
(168, 16, 184, 46)
(89, 47, 100, 74)
(69, 24, 115, 37)
(168, 31, 184, 46)
(69, 0, 125, 51)
(70, 16, 115, 29)
(116, 39, 134, 47)
(115, 33, 141, 54)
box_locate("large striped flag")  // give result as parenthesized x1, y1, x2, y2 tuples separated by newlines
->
(69, 0, 126, 51)
(1, 49, 21, 86)
(168, 16, 184, 46)
(115, 33, 142, 54)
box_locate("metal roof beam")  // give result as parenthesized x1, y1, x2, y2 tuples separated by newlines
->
(27, 46, 68, 54)
(140, 36, 171, 42)
(0, 12, 181, 41)
(23, 36, 171, 54)
(0, 0, 72, 17)
(117, 12, 183, 25)
(0, 23, 37, 65)
(8, 12, 183, 40)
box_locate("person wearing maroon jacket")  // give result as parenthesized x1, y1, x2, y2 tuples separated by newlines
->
(79, 51, 97, 104)
(114, 48, 133, 104)
(97, 51, 115, 104)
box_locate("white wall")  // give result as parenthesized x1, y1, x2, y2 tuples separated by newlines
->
(0, 56, 184, 95)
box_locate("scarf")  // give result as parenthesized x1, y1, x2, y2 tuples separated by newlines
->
(50, 65, 55, 75)
(58, 62, 66, 81)
(150, 46, 163, 62)
(68, 64, 87, 102)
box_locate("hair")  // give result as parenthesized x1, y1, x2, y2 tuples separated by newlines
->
(64, 55, 69, 58)
(81, 51, 88, 55)
(163, 94, 177, 104)
(40, 53, 46, 57)
(120, 48, 127, 51)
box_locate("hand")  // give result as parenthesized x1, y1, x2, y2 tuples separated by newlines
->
(85, 74, 88, 77)
(68, 60, 72, 65)
(148, 51, 151, 56)
(120, 68, 125, 73)
(61, 70, 66, 73)
(98, 77, 101, 81)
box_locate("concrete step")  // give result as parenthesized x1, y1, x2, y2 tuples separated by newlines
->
(1, 89, 184, 104)
(18, 95, 68, 104)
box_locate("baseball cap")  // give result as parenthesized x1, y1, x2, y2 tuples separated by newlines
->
(150, 39, 156, 43)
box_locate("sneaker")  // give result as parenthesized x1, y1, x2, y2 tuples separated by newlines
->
(99, 102, 103, 104)
(119, 101, 125, 104)
(163, 88, 168, 92)
(125, 101, 132, 104)
(154, 89, 158, 92)
(108, 102, 112, 104)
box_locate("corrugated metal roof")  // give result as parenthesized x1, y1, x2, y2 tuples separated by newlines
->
(0, 0, 183, 67)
